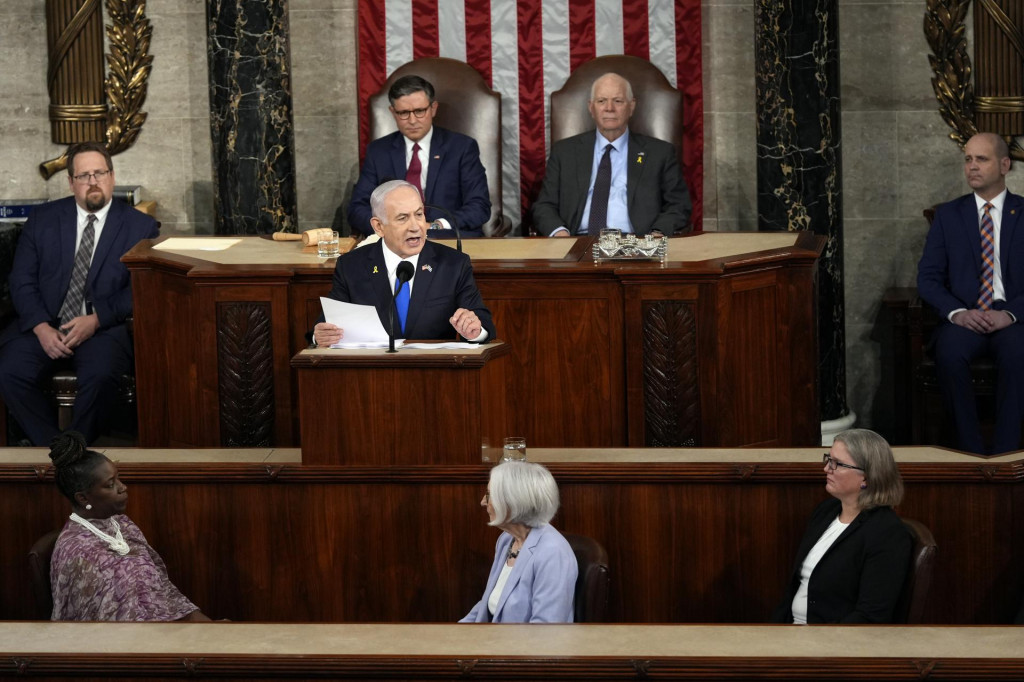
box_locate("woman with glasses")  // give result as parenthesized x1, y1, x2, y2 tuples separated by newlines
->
(460, 461, 577, 623)
(771, 428, 912, 624)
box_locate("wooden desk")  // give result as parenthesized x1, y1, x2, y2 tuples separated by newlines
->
(2, 446, 1020, 625)
(3, 622, 1023, 680)
(123, 233, 823, 449)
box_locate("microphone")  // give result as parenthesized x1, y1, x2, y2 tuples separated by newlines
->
(388, 260, 415, 353)
(425, 204, 462, 254)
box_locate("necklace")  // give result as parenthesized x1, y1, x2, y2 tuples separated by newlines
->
(69, 513, 130, 555)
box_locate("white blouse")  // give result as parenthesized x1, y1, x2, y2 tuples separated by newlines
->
(791, 516, 849, 624)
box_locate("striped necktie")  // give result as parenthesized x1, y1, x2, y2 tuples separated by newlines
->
(978, 202, 996, 311)
(59, 214, 97, 325)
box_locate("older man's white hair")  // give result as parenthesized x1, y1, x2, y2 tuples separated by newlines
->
(589, 72, 634, 102)
(370, 179, 420, 223)
(487, 460, 561, 528)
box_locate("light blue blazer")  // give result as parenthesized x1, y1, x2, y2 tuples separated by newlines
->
(460, 523, 577, 623)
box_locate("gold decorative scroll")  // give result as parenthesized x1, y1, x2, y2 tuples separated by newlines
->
(39, 0, 153, 179)
(925, 0, 1024, 159)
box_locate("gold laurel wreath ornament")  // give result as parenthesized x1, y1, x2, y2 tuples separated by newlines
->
(39, 0, 153, 179)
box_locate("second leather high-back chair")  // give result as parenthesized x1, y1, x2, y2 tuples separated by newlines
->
(549, 54, 684, 163)
(368, 58, 509, 236)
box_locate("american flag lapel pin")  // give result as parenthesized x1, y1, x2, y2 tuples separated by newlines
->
(422, 264, 433, 272)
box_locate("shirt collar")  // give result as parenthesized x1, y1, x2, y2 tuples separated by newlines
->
(975, 189, 1008, 213)
(76, 198, 113, 226)
(380, 239, 421, 276)
(405, 127, 433, 154)
(595, 127, 629, 153)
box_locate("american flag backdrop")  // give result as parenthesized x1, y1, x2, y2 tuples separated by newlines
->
(357, 0, 703, 231)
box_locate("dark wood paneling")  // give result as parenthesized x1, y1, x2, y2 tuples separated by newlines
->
(125, 236, 823, 450)
(3, 459, 1022, 625)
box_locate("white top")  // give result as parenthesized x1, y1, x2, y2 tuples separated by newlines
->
(487, 562, 515, 617)
(791, 516, 849, 624)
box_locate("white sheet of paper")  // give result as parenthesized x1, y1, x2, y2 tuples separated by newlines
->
(153, 237, 241, 251)
(320, 297, 397, 348)
(402, 342, 479, 350)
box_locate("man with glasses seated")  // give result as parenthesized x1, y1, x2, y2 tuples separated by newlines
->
(347, 75, 491, 239)
(0, 141, 158, 445)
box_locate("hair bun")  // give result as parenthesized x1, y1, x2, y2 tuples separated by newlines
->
(48, 431, 89, 469)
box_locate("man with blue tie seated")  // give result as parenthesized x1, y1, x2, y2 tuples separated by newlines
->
(347, 75, 491, 239)
(917, 132, 1024, 455)
(532, 72, 692, 238)
(314, 180, 495, 347)
(0, 142, 159, 445)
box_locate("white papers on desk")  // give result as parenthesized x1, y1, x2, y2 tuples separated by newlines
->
(153, 238, 241, 251)
(402, 342, 479, 350)
(320, 297, 399, 348)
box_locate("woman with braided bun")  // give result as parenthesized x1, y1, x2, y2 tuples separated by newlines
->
(48, 431, 209, 621)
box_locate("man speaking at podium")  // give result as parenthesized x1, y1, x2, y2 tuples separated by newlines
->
(313, 180, 495, 346)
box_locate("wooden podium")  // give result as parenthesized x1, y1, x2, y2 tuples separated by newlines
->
(292, 342, 511, 464)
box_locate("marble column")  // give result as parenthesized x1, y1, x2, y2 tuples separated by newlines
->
(755, 0, 849, 426)
(207, 0, 297, 235)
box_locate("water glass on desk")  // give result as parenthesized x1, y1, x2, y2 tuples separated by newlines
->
(317, 230, 340, 258)
(502, 437, 527, 461)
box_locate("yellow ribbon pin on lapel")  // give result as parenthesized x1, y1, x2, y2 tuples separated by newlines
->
(373, 266, 378, 274)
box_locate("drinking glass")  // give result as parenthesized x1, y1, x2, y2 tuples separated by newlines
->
(317, 230, 340, 258)
(502, 437, 527, 461)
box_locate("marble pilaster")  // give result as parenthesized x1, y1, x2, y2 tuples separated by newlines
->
(207, 0, 297, 234)
(755, 0, 847, 423)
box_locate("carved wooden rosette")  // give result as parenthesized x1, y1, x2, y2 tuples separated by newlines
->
(641, 300, 699, 447)
(216, 302, 275, 447)
(925, 0, 1024, 158)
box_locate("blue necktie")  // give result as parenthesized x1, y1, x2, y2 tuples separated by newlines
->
(395, 273, 410, 334)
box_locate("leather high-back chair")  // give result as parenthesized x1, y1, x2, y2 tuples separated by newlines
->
(28, 529, 61, 619)
(368, 58, 509, 236)
(562, 532, 611, 623)
(549, 54, 684, 164)
(893, 518, 937, 624)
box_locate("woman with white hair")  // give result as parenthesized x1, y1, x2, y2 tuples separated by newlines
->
(460, 461, 578, 623)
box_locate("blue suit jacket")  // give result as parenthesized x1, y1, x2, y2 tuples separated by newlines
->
(325, 239, 495, 341)
(1, 196, 158, 348)
(460, 523, 577, 623)
(918, 191, 1024, 321)
(347, 127, 491, 237)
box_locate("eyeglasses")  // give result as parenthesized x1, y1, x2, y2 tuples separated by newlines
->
(392, 106, 432, 120)
(823, 453, 864, 472)
(483, 491, 491, 503)
(72, 170, 112, 184)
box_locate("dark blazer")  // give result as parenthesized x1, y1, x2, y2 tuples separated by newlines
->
(459, 524, 577, 623)
(918, 191, 1024, 321)
(1, 196, 158, 348)
(771, 498, 912, 624)
(325, 239, 495, 341)
(347, 127, 491, 237)
(531, 130, 692, 236)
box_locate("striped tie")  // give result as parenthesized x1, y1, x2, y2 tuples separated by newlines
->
(978, 202, 996, 311)
(59, 214, 96, 325)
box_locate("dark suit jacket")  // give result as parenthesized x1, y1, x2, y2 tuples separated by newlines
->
(918, 191, 1024, 321)
(1, 196, 159, 348)
(325, 239, 495, 341)
(347, 127, 491, 237)
(531, 130, 692, 236)
(771, 498, 912, 624)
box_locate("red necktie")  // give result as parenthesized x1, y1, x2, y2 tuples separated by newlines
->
(978, 202, 996, 310)
(405, 142, 423, 197)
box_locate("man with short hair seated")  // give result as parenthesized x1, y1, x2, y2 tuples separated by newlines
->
(531, 72, 692, 238)
(0, 141, 158, 445)
(315, 180, 495, 346)
(917, 132, 1024, 455)
(347, 75, 491, 239)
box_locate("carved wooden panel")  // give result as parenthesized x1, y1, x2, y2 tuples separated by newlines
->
(641, 300, 699, 446)
(216, 302, 274, 446)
